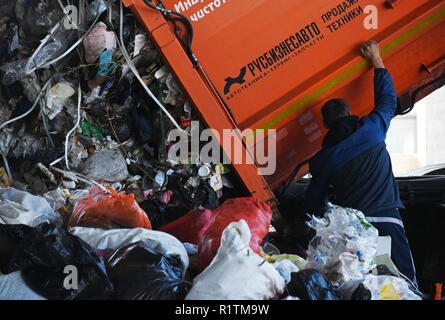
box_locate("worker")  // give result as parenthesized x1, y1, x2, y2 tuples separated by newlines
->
(302, 40, 417, 286)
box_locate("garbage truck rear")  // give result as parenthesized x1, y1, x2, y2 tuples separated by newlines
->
(122, 0, 445, 224)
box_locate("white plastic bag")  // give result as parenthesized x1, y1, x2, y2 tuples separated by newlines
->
(68, 226, 189, 272)
(43, 188, 67, 212)
(273, 259, 300, 284)
(0, 200, 34, 225)
(0, 271, 46, 300)
(185, 220, 285, 300)
(363, 274, 422, 300)
(0, 187, 63, 226)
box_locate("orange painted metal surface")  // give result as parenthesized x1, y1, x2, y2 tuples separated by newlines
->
(123, 0, 445, 209)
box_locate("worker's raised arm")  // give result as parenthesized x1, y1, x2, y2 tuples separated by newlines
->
(361, 40, 397, 134)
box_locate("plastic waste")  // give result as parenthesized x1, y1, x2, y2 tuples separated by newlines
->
(0, 59, 28, 86)
(45, 81, 76, 120)
(81, 148, 129, 182)
(159, 207, 214, 245)
(79, 120, 109, 141)
(67, 138, 89, 170)
(0, 271, 46, 300)
(286, 269, 346, 300)
(0, 167, 11, 188)
(0, 187, 63, 226)
(362, 274, 422, 300)
(0, 223, 114, 300)
(69, 226, 189, 271)
(42, 188, 67, 212)
(133, 34, 147, 57)
(197, 197, 272, 270)
(140, 198, 189, 230)
(97, 49, 117, 77)
(305, 204, 379, 285)
(83, 22, 117, 64)
(106, 242, 190, 300)
(273, 259, 300, 284)
(0, 198, 34, 225)
(185, 220, 285, 300)
(68, 185, 152, 230)
(337, 279, 372, 300)
(24, 25, 76, 74)
(263, 253, 307, 271)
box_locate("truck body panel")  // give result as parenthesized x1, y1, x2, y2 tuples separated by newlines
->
(123, 0, 445, 211)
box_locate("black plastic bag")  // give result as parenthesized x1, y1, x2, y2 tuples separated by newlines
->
(141, 198, 187, 230)
(351, 283, 372, 300)
(0, 223, 114, 300)
(286, 269, 345, 300)
(106, 242, 190, 300)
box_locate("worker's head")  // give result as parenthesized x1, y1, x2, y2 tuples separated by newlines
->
(321, 98, 351, 129)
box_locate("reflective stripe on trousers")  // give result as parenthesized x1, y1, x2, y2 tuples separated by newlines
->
(366, 216, 405, 228)
(366, 212, 418, 288)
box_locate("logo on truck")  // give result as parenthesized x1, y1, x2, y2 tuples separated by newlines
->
(224, 67, 247, 94)
(224, 22, 325, 100)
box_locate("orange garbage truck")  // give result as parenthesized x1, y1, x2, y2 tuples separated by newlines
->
(122, 0, 445, 220)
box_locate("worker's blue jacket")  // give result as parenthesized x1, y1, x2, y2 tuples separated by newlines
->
(303, 68, 405, 217)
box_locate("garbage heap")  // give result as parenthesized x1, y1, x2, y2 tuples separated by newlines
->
(0, 0, 422, 300)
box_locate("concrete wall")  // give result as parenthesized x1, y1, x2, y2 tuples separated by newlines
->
(386, 85, 445, 176)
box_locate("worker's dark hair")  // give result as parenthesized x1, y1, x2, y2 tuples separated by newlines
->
(321, 98, 350, 129)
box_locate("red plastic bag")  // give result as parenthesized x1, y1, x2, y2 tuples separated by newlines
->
(197, 197, 272, 270)
(68, 186, 152, 230)
(159, 208, 214, 245)
(159, 197, 272, 270)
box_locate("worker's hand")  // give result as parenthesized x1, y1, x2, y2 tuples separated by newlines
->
(361, 40, 385, 69)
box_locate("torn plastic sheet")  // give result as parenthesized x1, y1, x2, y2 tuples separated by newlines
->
(0, 59, 28, 86)
(81, 148, 129, 182)
(24, 0, 107, 74)
(66, 138, 89, 170)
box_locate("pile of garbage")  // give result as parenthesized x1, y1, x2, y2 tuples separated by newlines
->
(0, 0, 235, 229)
(0, 0, 423, 300)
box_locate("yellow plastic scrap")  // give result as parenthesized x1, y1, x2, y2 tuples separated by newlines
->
(261, 253, 307, 270)
(379, 283, 401, 300)
(0, 167, 11, 188)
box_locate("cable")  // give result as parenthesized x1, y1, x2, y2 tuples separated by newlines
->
(25, 11, 102, 74)
(64, 82, 82, 170)
(142, 0, 239, 127)
(40, 99, 55, 149)
(105, 103, 160, 187)
(0, 78, 52, 131)
(49, 165, 107, 192)
(143, 0, 197, 66)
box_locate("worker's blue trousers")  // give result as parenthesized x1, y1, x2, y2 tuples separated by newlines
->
(366, 208, 417, 288)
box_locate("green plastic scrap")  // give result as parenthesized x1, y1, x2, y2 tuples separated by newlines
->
(79, 120, 108, 140)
